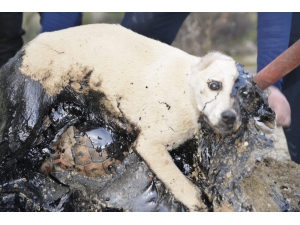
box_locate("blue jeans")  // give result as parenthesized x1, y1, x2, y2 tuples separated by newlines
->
(121, 12, 190, 45)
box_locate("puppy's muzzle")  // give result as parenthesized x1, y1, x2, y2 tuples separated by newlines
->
(214, 109, 240, 133)
(221, 110, 236, 127)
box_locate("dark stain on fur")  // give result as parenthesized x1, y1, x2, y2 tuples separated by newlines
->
(158, 101, 171, 110)
(202, 91, 220, 111)
(80, 69, 93, 88)
(42, 43, 65, 54)
(41, 71, 52, 82)
(94, 81, 101, 87)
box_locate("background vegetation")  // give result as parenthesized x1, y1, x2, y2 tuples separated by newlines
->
(22, 12, 257, 73)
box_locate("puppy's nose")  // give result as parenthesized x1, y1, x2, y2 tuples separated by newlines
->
(221, 110, 236, 124)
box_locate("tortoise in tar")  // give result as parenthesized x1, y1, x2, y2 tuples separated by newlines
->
(40, 125, 126, 178)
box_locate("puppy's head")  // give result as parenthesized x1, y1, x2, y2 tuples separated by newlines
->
(190, 52, 241, 134)
(190, 52, 276, 135)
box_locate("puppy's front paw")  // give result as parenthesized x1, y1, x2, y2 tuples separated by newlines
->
(180, 183, 207, 212)
(189, 202, 208, 212)
(185, 193, 207, 212)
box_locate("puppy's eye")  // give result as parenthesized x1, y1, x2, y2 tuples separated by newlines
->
(208, 81, 221, 91)
(243, 90, 249, 96)
(242, 89, 251, 98)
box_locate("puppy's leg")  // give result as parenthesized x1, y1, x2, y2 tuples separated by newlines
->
(134, 135, 206, 211)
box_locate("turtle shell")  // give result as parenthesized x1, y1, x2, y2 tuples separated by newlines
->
(40, 126, 127, 178)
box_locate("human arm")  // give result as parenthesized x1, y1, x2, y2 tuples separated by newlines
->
(268, 85, 291, 127)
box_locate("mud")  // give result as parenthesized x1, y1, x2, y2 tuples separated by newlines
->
(241, 158, 300, 211)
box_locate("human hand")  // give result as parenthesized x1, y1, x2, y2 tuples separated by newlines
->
(267, 85, 291, 128)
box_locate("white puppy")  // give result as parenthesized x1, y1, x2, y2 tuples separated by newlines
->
(18, 24, 240, 211)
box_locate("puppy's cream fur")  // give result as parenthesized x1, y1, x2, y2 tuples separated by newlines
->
(20, 24, 239, 211)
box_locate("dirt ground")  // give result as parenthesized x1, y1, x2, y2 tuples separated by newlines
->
(240, 127, 300, 212)
(268, 127, 291, 162)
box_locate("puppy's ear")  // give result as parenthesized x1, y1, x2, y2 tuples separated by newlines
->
(198, 51, 234, 70)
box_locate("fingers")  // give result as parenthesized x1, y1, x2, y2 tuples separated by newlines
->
(268, 86, 291, 128)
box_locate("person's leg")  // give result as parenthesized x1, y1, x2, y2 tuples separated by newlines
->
(282, 12, 300, 163)
(40, 12, 82, 32)
(121, 12, 190, 45)
(257, 12, 292, 89)
(0, 12, 25, 67)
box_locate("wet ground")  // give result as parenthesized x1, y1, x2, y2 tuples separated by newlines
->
(238, 127, 300, 212)
(241, 157, 300, 211)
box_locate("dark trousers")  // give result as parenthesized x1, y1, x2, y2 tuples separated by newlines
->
(121, 12, 190, 45)
(0, 13, 24, 66)
(282, 13, 300, 163)
(0, 12, 82, 67)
